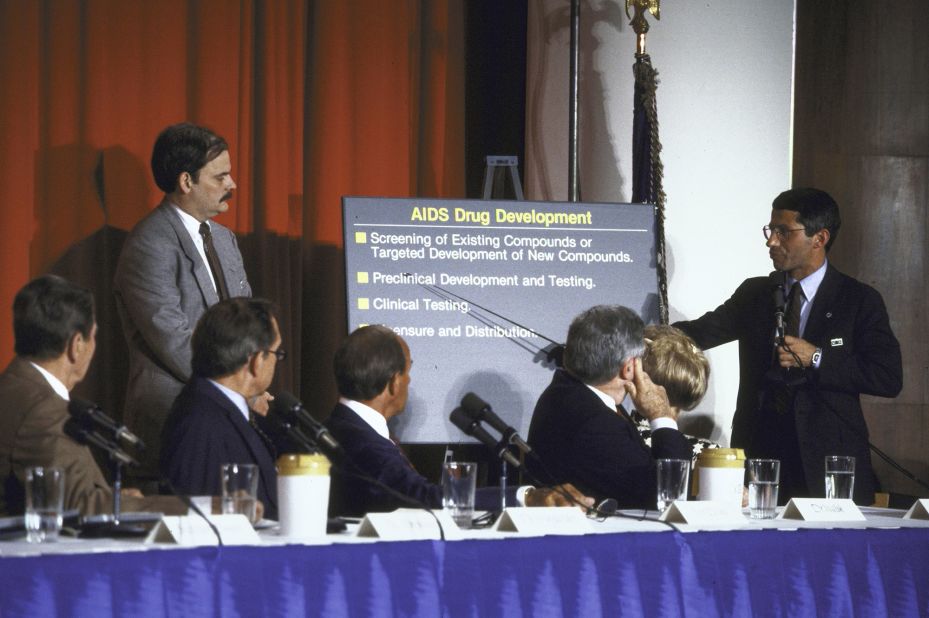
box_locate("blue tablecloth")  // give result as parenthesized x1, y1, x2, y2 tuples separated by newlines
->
(2, 527, 928, 617)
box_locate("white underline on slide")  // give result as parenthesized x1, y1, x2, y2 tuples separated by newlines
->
(353, 223, 648, 233)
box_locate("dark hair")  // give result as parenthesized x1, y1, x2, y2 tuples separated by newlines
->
(772, 188, 841, 251)
(150, 123, 229, 193)
(565, 305, 645, 385)
(191, 298, 278, 378)
(13, 275, 95, 360)
(334, 325, 407, 401)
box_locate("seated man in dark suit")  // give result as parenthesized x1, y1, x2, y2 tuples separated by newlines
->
(527, 305, 693, 510)
(160, 298, 282, 519)
(0, 275, 184, 516)
(326, 325, 591, 517)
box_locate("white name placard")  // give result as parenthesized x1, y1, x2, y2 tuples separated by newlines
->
(145, 514, 261, 545)
(356, 509, 463, 540)
(903, 499, 929, 520)
(493, 506, 589, 536)
(659, 501, 746, 526)
(779, 498, 866, 522)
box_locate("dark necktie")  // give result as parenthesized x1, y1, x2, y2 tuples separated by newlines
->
(199, 222, 230, 300)
(785, 282, 804, 338)
(390, 435, 417, 471)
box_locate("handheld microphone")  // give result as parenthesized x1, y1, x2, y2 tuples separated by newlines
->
(770, 271, 787, 346)
(460, 392, 532, 454)
(271, 392, 344, 461)
(64, 418, 139, 467)
(449, 406, 521, 468)
(68, 398, 145, 450)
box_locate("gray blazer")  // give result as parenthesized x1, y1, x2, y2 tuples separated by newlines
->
(114, 201, 251, 479)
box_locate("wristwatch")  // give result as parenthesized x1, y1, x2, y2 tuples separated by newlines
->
(811, 347, 822, 367)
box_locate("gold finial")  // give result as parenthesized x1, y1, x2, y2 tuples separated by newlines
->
(625, 0, 660, 55)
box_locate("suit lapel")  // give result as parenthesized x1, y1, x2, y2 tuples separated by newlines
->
(198, 380, 277, 508)
(158, 203, 220, 305)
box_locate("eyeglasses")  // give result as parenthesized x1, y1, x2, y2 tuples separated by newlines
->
(763, 225, 807, 241)
(266, 348, 286, 361)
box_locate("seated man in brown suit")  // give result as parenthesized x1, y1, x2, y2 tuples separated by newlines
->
(0, 275, 183, 516)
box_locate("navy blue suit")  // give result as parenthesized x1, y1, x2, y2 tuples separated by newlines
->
(160, 377, 278, 519)
(325, 403, 514, 517)
(675, 264, 902, 504)
(527, 369, 692, 509)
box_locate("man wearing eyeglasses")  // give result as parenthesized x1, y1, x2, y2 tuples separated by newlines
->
(160, 298, 283, 519)
(675, 188, 901, 505)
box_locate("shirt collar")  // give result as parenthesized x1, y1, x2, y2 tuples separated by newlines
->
(209, 379, 250, 422)
(171, 203, 208, 238)
(789, 258, 828, 302)
(340, 397, 390, 441)
(29, 362, 69, 401)
(585, 383, 618, 412)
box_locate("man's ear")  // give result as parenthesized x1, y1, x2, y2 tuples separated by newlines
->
(247, 351, 263, 377)
(619, 357, 635, 381)
(178, 172, 193, 194)
(386, 372, 400, 396)
(65, 332, 82, 363)
(814, 228, 830, 250)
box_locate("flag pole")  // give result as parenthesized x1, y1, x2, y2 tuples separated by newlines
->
(627, 0, 669, 324)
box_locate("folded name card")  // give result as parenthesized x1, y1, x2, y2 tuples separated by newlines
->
(145, 514, 261, 545)
(659, 500, 746, 526)
(779, 498, 865, 522)
(356, 509, 463, 540)
(903, 499, 929, 520)
(493, 506, 589, 536)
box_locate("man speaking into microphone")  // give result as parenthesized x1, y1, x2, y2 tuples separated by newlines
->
(675, 188, 902, 504)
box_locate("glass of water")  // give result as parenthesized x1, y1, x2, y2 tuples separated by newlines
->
(442, 461, 477, 528)
(25, 466, 65, 543)
(824, 455, 855, 500)
(656, 459, 690, 513)
(221, 463, 260, 524)
(747, 459, 780, 519)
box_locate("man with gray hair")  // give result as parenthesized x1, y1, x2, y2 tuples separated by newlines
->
(527, 305, 692, 509)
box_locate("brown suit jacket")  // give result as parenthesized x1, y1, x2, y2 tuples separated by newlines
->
(0, 357, 183, 516)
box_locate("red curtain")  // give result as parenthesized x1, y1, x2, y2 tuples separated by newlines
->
(0, 0, 464, 417)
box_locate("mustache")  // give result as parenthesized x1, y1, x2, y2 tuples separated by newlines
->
(220, 191, 234, 202)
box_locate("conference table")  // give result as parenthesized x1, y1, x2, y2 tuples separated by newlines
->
(1, 507, 928, 617)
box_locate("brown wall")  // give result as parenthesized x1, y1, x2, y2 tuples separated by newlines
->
(793, 0, 929, 497)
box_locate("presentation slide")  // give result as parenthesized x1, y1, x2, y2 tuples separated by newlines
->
(343, 197, 658, 443)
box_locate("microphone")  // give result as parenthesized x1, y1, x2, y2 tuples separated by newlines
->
(68, 398, 145, 450)
(64, 418, 139, 467)
(270, 392, 344, 461)
(460, 392, 532, 454)
(770, 271, 787, 346)
(449, 406, 521, 468)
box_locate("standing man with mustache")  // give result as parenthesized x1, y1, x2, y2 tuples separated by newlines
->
(115, 123, 252, 488)
(675, 188, 901, 505)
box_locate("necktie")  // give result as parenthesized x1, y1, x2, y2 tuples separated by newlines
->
(199, 222, 230, 300)
(785, 282, 804, 338)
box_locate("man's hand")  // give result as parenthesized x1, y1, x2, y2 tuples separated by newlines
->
(525, 483, 595, 509)
(120, 488, 144, 499)
(778, 336, 817, 368)
(624, 358, 677, 421)
(249, 391, 274, 416)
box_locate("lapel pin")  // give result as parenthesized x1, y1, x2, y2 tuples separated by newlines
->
(830, 338, 843, 347)
(825, 312, 832, 318)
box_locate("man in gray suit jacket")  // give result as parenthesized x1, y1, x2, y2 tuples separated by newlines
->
(115, 123, 252, 484)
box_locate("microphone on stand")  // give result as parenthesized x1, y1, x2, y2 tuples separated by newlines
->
(770, 271, 787, 346)
(270, 392, 344, 462)
(63, 418, 139, 467)
(449, 406, 522, 468)
(68, 398, 145, 450)
(460, 392, 532, 454)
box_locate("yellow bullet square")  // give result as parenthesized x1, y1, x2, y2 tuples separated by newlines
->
(357, 272, 369, 284)
(355, 232, 367, 244)
(358, 298, 370, 310)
